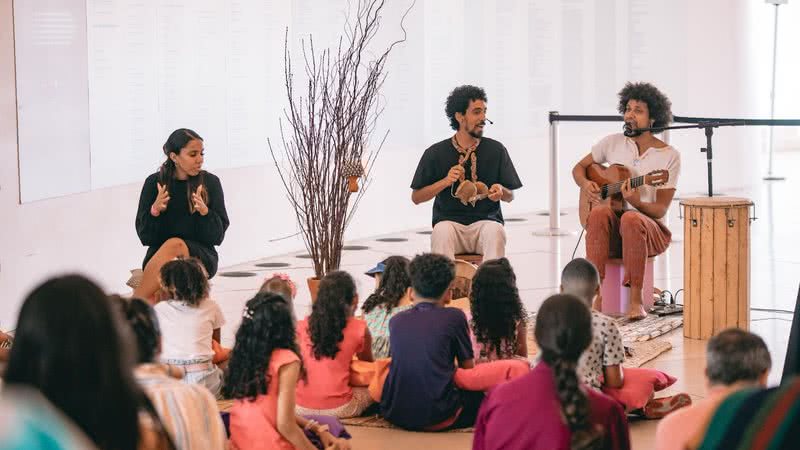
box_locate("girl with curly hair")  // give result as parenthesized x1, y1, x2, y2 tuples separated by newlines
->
(295, 271, 375, 418)
(225, 293, 351, 450)
(154, 256, 227, 397)
(362, 256, 413, 358)
(468, 257, 528, 363)
(473, 294, 631, 450)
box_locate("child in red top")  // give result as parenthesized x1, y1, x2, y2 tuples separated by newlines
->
(225, 293, 350, 450)
(295, 271, 375, 418)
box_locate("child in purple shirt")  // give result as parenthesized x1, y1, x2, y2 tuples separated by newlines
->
(380, 253, 483, 430)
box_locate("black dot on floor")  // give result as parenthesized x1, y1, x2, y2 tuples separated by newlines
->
(416, 231, 432, 235)
(296, 254, 314, 259)
(375, 237, 409, 242)
(505, 217, 528, 222)
(255, 262, 291, 268)
(218, 271, 257, 278)
(342, 245, 371, 251)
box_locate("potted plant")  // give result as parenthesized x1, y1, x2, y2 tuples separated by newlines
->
(269, 0, 414, 300)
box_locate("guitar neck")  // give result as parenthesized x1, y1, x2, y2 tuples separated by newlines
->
(602, 175, 645, 197)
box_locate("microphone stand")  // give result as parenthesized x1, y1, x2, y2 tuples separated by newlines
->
(632, 120, 746, 197)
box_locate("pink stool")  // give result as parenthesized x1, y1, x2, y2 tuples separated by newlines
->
(600, 258, 655, 316)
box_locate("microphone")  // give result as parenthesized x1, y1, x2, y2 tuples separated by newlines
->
(484, 118, 494, 125)
(623, 122, 638, 137)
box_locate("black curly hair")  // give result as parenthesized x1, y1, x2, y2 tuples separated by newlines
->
(111, 295, 161, 364)
(535, 294, 601, 450)
(223, 292, 304, 401)
(469, 258, 527, 360)
(409, 253, 455, 300)
(361, 256, 411, 314)
(617, 81, 673, 132)
(445, 85, 488, 131)
(308, 271, 357, 360)
(159, 256, 209, 305)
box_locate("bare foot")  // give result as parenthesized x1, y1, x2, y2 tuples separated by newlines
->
(627, 304, 648, 320)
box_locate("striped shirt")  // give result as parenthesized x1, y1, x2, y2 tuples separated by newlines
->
(135, 364, 227, 450)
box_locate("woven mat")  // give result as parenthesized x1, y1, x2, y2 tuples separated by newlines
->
(525, 311, 679, 353)
(216, 400, 473, 433)
(616, 314, 683, 343)
(340, 415, 473, 433)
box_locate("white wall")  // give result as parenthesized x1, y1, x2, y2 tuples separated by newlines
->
(0, 0, 775, 327)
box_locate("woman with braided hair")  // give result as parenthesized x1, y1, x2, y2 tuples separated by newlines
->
(473, 294, 630, 450)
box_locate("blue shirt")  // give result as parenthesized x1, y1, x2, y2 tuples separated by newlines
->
(380, 302, 474, 430)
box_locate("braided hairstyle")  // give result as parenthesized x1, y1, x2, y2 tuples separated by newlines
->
(361, 256, 411, 314)
(159, 256, 209, 305)
(535, 294, 601, 450)
(223, 292, 304, 401)
(469, 258, 527, 360)
(308, 271, 356, 360)
(159, 128, 208, 211)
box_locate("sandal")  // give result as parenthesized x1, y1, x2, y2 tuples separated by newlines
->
(643, 393, 692, 419)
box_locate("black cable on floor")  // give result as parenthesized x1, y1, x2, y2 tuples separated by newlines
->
(571, 228, 585, 260)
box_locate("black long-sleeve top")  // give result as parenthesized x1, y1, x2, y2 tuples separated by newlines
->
(135, 171, 229, 277)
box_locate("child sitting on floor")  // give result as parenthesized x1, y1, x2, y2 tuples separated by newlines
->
(225, 292, 351, 450)
(561, 258, 691, 418)
(362, 256, 413, 359)
(295, 271, 375, 418)
(380, 253, 483, 431)
(260, 273, 298, 317)
(473, 294, 631, 450)
(154, 256, 227, 398)
(468, 258, 528, 363)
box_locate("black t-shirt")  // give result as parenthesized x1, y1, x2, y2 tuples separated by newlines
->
(410, 137, 523, 226)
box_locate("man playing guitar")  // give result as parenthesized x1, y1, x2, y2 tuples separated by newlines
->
(572, 82, 681, 320)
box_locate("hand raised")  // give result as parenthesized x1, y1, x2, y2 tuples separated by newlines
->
(191, 185, 209, 216)
(151, 182, 170, 215)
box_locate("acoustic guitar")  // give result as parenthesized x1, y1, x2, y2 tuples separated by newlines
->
(578, 164, 669, 228)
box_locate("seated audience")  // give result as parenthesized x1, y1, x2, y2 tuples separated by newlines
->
(154, 257, 226, 397)
(362, 256, 413, 359)
(473, 294, 631, 450)
(380, 253, 482, 431)
(3, 274, 174, 450)
(468, 257, 527, 363)
(655, 328, 771, 450)
(690, 376, 800, 450)
(562, 258, 690, 417)
(225, 293, 350, 450)
(118, 296, 228, 450)
(295, 271, 375, 418)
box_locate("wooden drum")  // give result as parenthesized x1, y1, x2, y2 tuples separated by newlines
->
(681, 197, 754, 339)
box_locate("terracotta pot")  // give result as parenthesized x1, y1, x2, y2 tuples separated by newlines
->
(307, 277, 321, 303)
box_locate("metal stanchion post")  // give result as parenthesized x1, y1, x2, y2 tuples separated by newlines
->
(534, 111, 576, 237)
(764, 0, 787, 181)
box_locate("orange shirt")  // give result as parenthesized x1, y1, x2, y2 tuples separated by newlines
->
(229, 349, 300, 450)
(295, 317, 367, 409)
